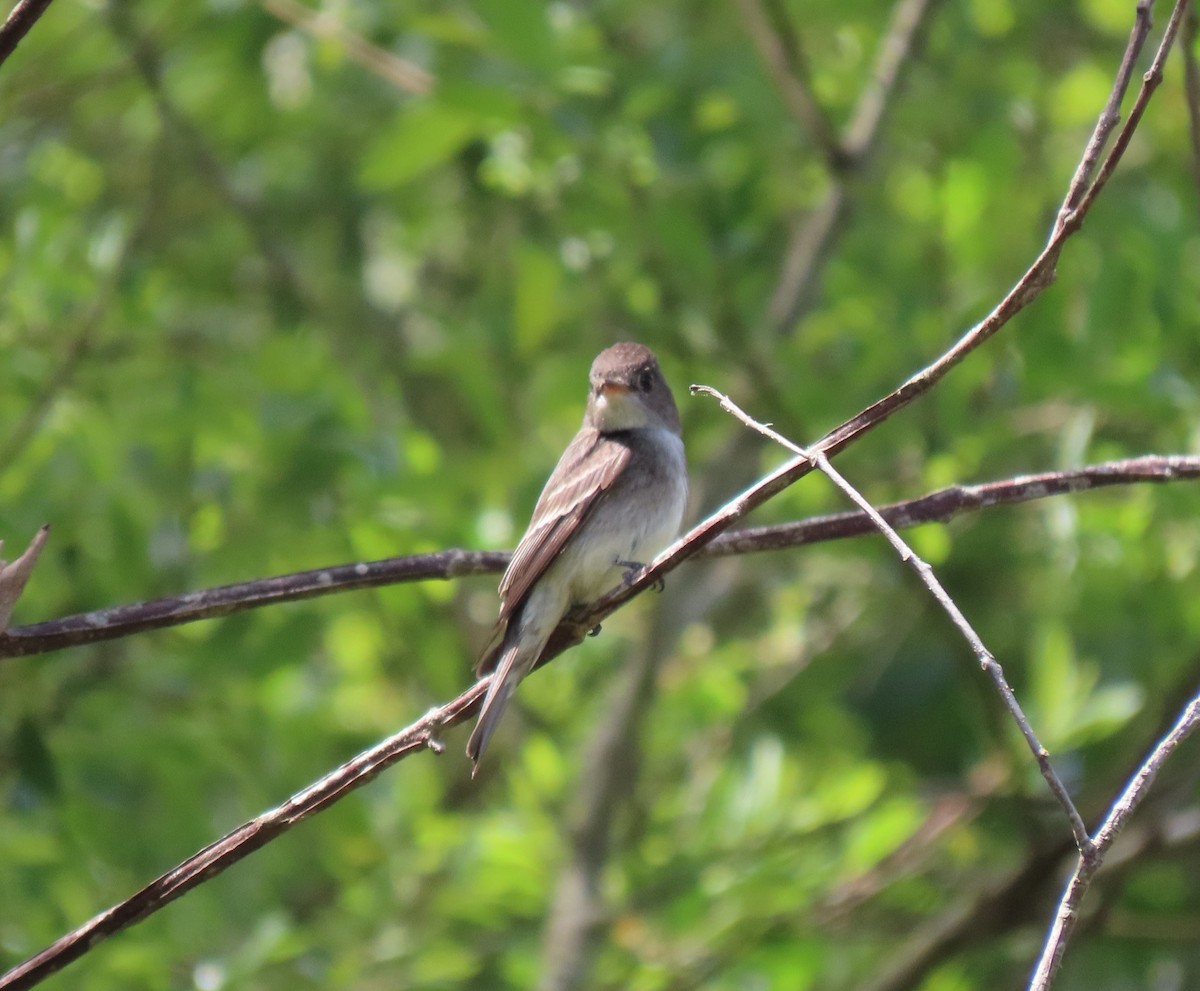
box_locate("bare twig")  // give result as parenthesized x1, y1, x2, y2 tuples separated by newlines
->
(1028, 690, 1200, 991)
(0, 3, 1186, 983)
(707, 454, 1200, 557)
(4, 455, 1196, 660)
(260, 0, 434, 95)
(1054, 0, 1154, 233)
(13, 440, 1193, 987)
(0, 0, 54, 69)
(0, 687, 484, 991)
(1063, 0, 1191, 229)
(0, 550, 508, 658)
(816, 1, 1190, 468)
(694, 385, 1092, 849)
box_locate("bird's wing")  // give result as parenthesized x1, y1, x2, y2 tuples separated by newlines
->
(500, 426, 630, 612)
(475, 427, 630, 674)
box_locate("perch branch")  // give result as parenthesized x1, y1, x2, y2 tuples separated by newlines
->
(0, 686, 483, 991)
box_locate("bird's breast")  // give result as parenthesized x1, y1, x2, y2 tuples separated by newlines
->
(556, 427, 686, 604)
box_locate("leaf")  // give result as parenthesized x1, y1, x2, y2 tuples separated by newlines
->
(513, 244, 562, 352)
(358, 103, 480, 190)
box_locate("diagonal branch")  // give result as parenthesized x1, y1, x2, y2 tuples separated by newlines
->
(7, 445, 1198, 988)
(0, 0, 55, 69)
(816, 0, 1189, 468)
(0, 4, 1187, 983)
(1054, 0, 1155, 232)
(0, 689, 479, 991)
(694, 385, 1092, 849)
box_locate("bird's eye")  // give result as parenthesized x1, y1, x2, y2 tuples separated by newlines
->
(637, 370, 654, 392)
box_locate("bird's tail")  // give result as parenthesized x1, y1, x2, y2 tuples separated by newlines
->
(467, 635, 533, 774)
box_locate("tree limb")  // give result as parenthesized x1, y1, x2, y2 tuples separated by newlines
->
(3, 455, 1196, 659)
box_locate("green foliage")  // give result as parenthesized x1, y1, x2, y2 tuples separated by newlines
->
(1, 0, 1199, 988)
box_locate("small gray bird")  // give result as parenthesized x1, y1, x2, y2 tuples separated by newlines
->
(467, 342, 687, 771)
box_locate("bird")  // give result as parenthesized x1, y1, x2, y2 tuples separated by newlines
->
(466, 342, 687, 772)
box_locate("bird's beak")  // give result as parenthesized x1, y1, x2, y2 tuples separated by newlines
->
(599, 381, 631, 396)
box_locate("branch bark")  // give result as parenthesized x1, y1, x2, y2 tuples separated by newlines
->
(0, 0, 54, 69)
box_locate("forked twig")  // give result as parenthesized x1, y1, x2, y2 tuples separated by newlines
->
(692, 385, 1093, 851)
(1028, 692, 1200, 990)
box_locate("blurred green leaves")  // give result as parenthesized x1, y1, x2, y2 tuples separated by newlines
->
(2, 0, 1199, 989)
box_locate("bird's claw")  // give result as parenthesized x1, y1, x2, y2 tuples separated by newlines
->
(617, 559, 645, 585)
(587, 624, 602, 637)
(616, 558, 665, 592)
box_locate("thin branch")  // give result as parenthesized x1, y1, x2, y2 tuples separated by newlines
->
(0, 0, 54, 69)
(4, 455, 1197, 659)
(0, 550, 509, 657)
(1054, 0, 1154, 233)
(817, 1, 1189, 467)
(0, 688, 480, 991)
(694, 385, 1092, 849)
(1028, 690, 1200, 991)
(260, 0, 434, 95)
(1063, 0, 1191, 229)
(707, 454, 1200, 556)
(11, 442, 1192, 987)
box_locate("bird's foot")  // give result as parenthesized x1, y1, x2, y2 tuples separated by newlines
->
(615, 559, 665, 592)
